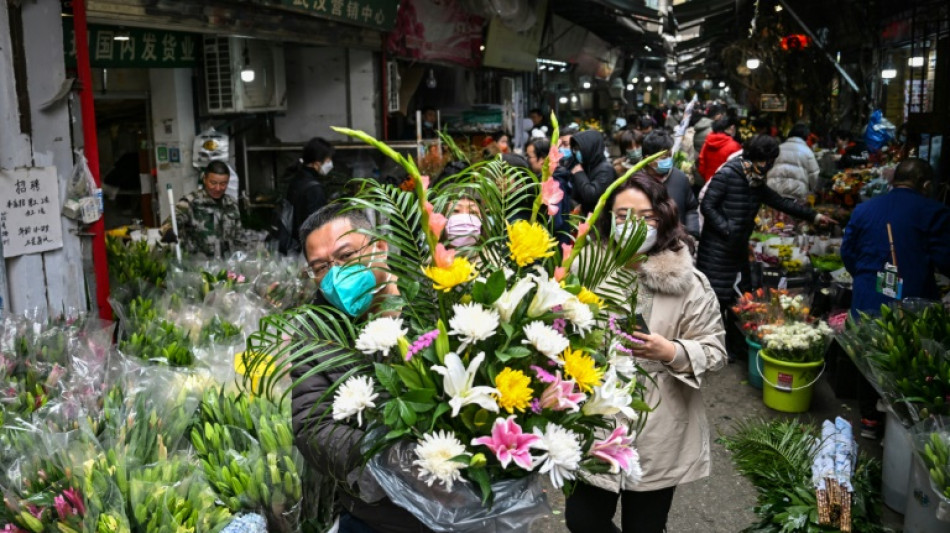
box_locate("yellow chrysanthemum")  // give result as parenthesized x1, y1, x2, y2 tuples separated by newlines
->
(577, 287, 604, 308)
(561, 347, 603, 393)
(507, 220, 556, 267)
(423, 257, 478, 292)
(493, 367, 534, 413)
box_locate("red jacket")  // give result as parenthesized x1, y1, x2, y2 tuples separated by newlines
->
(697, 132, 742, 181)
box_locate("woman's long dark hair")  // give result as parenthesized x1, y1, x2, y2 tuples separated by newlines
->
(598, 172, 694, 256)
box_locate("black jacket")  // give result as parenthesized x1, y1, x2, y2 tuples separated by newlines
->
(569, 130, 617, 213)
(663, 168, 700, 238)
(291, 298, 433, 533)
(287, 166, 327, 247)
(697, 158, 816, 300)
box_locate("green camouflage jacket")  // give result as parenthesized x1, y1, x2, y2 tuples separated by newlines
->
(168, 187, 242, 258)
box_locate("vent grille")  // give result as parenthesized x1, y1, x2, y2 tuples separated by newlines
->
(204, 36, 234, 112)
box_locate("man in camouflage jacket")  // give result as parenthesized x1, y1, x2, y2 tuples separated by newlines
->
(164, 160, 242, 258)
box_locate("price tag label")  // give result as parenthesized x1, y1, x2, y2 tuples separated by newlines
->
(776, 372, 794, 392)
(875, 262, 903, 299)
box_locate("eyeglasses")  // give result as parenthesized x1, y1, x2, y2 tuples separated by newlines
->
(306, 242, 371, 280)
(613, 208, 658, 226)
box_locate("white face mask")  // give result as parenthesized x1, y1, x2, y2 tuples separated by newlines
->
(320, 161, 334, 176)
(612, 219, 658, 254)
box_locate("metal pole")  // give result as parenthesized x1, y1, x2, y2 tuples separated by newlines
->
(777, 0, 861, 95)
(0, 236, 7, 321)
(166, 184, 182, 262)
(72, 0, 112, 320)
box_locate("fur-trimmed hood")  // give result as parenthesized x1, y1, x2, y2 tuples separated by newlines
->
(638, 244, 695, 296)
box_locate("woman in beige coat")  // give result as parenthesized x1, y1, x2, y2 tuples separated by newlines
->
(565, 173, 727, 533)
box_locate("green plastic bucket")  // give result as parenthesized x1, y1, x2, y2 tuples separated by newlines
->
(746, 338, 763, 389)
(756, 350, 825, 413)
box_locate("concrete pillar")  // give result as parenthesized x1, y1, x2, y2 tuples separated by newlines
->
(150, 68, 197, 222)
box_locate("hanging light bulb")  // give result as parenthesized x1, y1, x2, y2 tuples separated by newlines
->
(570, 94, 578, 103)
(746, 58, 761, 70)
(582, 81, 591, 89)
(644, 75, 652, 83)
(240, 42, 255, 83)
(881, 68, 897, 79)
(908, 56, 924, 67)
(626, 83, 634, 91)
(659, 76, 666, 82)
(646, 85, 653, 91)
(718, 81, 726, 87)
(631, 76, 639, 84)
(559, 95, 568, 104)
(426, 69, 437, 89)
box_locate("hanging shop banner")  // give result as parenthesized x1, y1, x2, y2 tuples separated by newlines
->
(760, 94, 788, 112)
(0, 167, 65, 258)
(63, 22, 199, 68)
(386, 0, 484, 68)
(277, 0, 397, 32)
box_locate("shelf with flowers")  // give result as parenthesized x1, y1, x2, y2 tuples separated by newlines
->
(244, 116, 666, 530)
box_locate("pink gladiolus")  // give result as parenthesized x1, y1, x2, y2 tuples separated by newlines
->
(539, 372, 586, 412)
(433, 244, 456, 269)
(561, 243, 573, 260)
(553, 267, 567, 282)
(541, 178, 564, 216)
(421, 175, 431, 191)
(429, 212, 447, 238)
(547, 144, 562, 175)
(471, 415, 541, 470)
(591, 426, 639, 474)
(577, 221, 590, 240)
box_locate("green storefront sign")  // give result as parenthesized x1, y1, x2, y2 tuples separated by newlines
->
(64, 22, 199, 68)
(278, 0, 397, 32)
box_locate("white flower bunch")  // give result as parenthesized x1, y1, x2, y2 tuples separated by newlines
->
(760, 321, 832, 362)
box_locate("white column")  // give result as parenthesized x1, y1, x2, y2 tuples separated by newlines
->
(150, 68, 197, 222)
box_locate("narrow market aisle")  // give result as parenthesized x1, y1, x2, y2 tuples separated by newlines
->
(531, 359, 896, 532)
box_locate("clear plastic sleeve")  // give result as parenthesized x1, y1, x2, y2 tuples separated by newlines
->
(368, 440, 550, 533)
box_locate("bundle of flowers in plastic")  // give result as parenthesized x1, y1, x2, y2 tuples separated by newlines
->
(248, 116, 666, 531)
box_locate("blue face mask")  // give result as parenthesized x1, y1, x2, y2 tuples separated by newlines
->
(573, 151, 583, 164)
(558, 147, 573, 159)
(656, 157, 673, 173)
(320, 264, 378, 318)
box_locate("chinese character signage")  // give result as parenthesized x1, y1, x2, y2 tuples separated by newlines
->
(0, 168, 64, 258)
(64, 22, 198, 68)
(279, 0, 397, 32)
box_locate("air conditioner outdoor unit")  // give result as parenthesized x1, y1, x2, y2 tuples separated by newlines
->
(203, 36, 287, 114)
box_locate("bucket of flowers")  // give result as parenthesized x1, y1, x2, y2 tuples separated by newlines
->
(246, 116, 665, 531)
(756, 320, 833, 413)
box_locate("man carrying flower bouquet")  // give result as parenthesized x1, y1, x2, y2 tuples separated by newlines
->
(290, 203, 431, 533)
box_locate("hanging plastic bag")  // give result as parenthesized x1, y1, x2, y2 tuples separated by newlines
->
(864, 110, 896, 152)
(62, 149, 101, 224)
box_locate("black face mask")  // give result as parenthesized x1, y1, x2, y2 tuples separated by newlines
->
(753, 161, 774, 175)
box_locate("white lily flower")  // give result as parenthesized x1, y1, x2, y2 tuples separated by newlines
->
(431, 352, 499, 417)
(494, 276, 536, 322)
(526, 270, 572, 317)
(582, 369, 637, 419)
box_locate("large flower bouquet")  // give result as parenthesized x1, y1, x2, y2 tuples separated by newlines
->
(247, 118, 664, 529)
(759, 321, 833, 363)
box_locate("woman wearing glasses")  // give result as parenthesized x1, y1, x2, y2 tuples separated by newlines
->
(565, 173, 726, 533)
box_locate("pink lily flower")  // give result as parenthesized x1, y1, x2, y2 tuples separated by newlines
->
(433, 244, 456, 269)
(539, 372, 586, 412)
(591, 426, 640, 475)
(62, 488, 85, 516)
(471, 415, 541, 470)
(541, 178, 564, 216)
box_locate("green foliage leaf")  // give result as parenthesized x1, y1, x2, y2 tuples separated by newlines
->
(393, 365, 423, 390)
(495, 346, 532, 362)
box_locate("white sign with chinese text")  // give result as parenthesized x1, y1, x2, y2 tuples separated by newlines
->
(0, 167, 64, 258)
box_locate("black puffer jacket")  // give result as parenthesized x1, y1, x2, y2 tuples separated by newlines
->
(697, 158, 817, 300)
(569, 130, 617, 213)
(287, 166, 327, 248)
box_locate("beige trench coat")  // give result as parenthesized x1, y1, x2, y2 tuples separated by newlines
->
(586, 244, 726, 493)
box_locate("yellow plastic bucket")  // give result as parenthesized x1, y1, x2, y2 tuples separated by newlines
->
(234, 351, 275, 395)
(756, 350, 825, 413)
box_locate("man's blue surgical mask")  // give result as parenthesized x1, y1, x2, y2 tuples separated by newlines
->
(558, 147, 573, 159)
(626, 148, 642, 162)
(655, 157, 674, 173)
(320, 264, 378, 318)
(573, 151, 583, 164)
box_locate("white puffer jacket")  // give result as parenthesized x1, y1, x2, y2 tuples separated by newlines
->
(767, 137, 820, 200)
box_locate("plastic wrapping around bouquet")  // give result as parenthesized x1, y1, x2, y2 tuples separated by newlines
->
(882, 410, 913, 514)
(904, 454, 950, 532)
(756, 350, 825, 413)
(368, 441, 551, 533)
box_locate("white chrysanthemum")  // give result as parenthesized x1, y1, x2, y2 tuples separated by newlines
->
(413, 430, 468, 490)
(522, 321, 570, 363)
(607, 349, 638, 379)
(332, 375, 379, 426)
(494, 277, 536, 322)
(526, 272, 572, 318)
(355, 317, 407, 356)
(449, 303, 500, 349)
(562, 296, 595, 334)
(532, 423, 582, 489)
